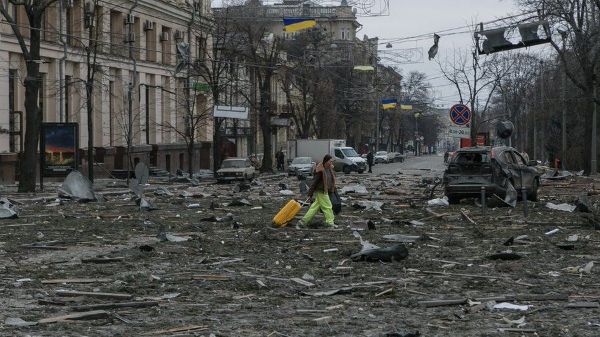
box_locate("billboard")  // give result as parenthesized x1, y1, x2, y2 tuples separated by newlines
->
(213, 106, 249, 119)
(41, 123, 79, 176)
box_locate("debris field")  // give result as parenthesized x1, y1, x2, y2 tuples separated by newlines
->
(1, 162, 600, 336)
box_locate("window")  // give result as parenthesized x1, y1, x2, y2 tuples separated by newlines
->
(196, 36, 206, 61)
(161, 27, 172, 65)
(39, 73, 46, 121)
(502, 151, 516, 164)
(165, 154, 171, 172)
(513, 152, 527, 166)
(109, 80, 114, 146)
(341, 148, 359, 157)
(334, 149, 343, 158)
(145, 22, 156, 62)
(145, 85, 150, 144)
(8, 69, 16, 152)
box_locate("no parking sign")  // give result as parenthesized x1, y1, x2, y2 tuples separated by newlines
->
(449, 104, 471, 127)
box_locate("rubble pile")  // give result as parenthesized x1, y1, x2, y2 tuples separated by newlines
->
(0, 164, 599, 336)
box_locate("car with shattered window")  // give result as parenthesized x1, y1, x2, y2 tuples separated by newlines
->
(216, 158, 256, 183)
(443, 146, 540, 204)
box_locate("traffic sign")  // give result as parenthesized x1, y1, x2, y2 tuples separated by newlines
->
(449, 104, 472, 126)
(448, 126, 471, 138)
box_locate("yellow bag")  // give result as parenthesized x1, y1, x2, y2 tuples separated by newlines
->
(273, 199, 302, 227)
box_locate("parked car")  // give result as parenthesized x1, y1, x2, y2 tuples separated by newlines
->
(216, 158, 256, 183)
(288, 157, 315, 176)
(389, 152, 405, 163)
(443, 146, 540, 204)
(374, 151, 390, 164)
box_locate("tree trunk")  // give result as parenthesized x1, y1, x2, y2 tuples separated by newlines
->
(259, 79, 273, 172)
(212, 117, 223, 176)
(19, 14, 43, 193)
(86, 81, 94, 182)
(188, 138, 194, 176)
(584, 89, 594, 173)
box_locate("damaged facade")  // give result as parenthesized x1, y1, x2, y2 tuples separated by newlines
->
(0, 0, 213, 182)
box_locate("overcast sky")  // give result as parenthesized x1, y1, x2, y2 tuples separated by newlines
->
(358, 0, 522, 108)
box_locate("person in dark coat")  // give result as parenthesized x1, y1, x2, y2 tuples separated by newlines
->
(276, 149, 284, 171)
(366, 150, 374, 173)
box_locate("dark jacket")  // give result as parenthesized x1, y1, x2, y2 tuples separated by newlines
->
(308, 162, 336, 197)
(366, 152, 374, 165)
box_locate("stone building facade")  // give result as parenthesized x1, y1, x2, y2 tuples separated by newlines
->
(0, 0, 213, 182)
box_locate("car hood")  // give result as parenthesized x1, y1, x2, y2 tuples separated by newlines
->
(217, 168, 246, 173)
(290, 164, 313, 169)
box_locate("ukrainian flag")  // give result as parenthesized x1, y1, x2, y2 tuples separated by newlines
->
(283, 18, 317, 33)
(382, 99, 398, 110)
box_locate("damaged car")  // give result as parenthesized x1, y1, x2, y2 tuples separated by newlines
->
(443, 146, 540, 204)
(216, 158, 257, 183)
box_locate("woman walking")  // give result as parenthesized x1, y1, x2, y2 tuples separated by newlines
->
(297, 154, 337, 229)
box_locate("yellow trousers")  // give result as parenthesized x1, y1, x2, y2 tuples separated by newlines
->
(302, 192, 335, 225)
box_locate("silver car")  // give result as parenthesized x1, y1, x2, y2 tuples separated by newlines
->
(288, 157, 315, 176)
(217, 158, 256, 183)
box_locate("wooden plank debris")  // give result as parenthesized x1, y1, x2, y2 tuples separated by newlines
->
(192, 274, 231, 281)
(460, 210, 477, 225)
(143, 325, 207, 335)
(375, 288, 394, 297)
(38, 310, 109, 324)
(566, 301, 600, 308)
(81, 257, 124, 264)
(70, 301, 159, 311)
(418, 298, 467, 307)
(290, 278, 315, 287)
(55, 290, 133, 300)
(42, 278, 112, 284)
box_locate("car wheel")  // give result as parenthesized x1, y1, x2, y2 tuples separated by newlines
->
(358, 169, 365, 174)
(447, 195, 460, 204)
(343, 165, 352, 174)
(528, 179, 539, 201)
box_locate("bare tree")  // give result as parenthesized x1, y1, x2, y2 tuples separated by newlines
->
(438, 50, 508, 143)
(518, 0, 600, 172)
(280, 29, 336, 139)
(221, 2, 284, 172)
(195, 10, 237, 173)
(0, 0, 59, 192)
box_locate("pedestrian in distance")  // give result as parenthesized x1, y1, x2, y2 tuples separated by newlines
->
(366, 150, 374, 173)
(297, 154, 337, 229)
(275, 149, 284, 171)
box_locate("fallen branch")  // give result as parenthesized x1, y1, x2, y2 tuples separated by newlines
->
(460, 210, 477, 225)
(38, 310, 109, 324)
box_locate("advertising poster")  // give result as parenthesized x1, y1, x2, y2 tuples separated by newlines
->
(41, 123, 78, 176)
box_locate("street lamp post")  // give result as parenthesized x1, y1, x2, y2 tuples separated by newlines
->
(414, 112, 421, 156)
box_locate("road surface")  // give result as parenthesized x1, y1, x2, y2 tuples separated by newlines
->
(370, 154, 446, 176)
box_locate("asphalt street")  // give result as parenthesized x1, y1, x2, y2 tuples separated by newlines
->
(369, 154, 446, 176)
